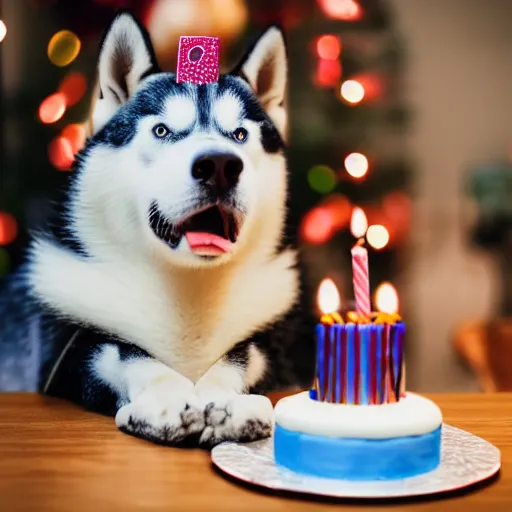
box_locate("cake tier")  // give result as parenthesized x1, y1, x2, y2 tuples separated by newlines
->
(274, 425, 441, 480)
(313, 321, 405, 405)
(274, 392, 442, 481)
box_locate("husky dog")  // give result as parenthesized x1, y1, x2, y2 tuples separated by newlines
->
(0, 11, 316, 447)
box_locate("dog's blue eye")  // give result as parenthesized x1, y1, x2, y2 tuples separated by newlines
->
(153, 124, 170, 139)
(233, 127, 248, 143)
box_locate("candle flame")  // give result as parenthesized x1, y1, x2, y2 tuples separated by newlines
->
(350, 207, 368, 238)
(317, 278, 340, 315)
(375, 282, 399, 314)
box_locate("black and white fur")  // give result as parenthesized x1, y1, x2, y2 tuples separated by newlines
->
(3, 11, 315, 447)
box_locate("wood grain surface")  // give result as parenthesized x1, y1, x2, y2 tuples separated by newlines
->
(0, 392, 510, 511)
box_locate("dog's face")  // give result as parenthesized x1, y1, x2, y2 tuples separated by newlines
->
(71, 13, 289, 267)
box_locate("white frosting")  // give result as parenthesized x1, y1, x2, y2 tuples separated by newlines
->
(274, 392, 442, 440)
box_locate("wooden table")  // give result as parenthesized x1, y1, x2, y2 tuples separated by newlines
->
(0, 393, 510, 511)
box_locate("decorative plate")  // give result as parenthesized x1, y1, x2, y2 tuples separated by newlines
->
(211, 425, 500, 499)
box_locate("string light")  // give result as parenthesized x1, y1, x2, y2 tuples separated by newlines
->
(59, 72, 87, 107)
(366, 224, 389, 250)
(0, 212, 18, 245)
(315, 35, 341, 60)
(350, 207, 368, 238)
(344, 152, 368, 178)
(340, 80, 365, 104)
(315, 59, 342, 88)
(318, 0, 362, 21)
(0, 20, 7, 43)
(375, 282, 399, 314)
(321, 193, 352, 229)
(61, 124, 86, 154)
(301, 207, 335, 245)
(48, 30, 81, 67)
(48, 136, 75, 171)
(39, 93, 66, 124)
(307, 165, 337, 194)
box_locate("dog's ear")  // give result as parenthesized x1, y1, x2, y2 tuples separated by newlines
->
(90, 11, 160, 134)
(234, 26, 288, 137)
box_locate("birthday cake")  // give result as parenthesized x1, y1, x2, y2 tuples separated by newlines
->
(273, 244, 443, 481)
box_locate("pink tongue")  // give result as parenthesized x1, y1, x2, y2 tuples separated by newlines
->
(185, 232, 233, 253)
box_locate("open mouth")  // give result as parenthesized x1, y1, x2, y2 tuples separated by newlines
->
(149, 202, 241, 256)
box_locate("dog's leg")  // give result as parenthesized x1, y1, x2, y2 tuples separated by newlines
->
(194, 343, 274, 447)
(111, 354, 206, 445)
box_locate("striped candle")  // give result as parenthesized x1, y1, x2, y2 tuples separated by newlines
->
(351, 240, 371, 318)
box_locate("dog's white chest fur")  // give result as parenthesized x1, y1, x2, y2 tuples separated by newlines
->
(29, 241, 299, 381)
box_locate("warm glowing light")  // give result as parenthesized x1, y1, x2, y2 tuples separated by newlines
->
(318, 0, 362, 21)
(48, 136, 75, 171)
(317, 278, 340, 315)
(315, 35, 341, 60)
(350, 207, 368, 238)
(367, 224, 389, 250)
(301, 207, 334, 245)
(59, 72, 87, 107)
(0, 20, 7, 43)
(375, 282, 399, 314)
(0, 212, 18, 245)
(344, 152, 368, 178)
(315, 59, 342, 88)
(321, 193, 351, 229)
(39, 93, 66, 124)
(61, 124, 86, 154)
(340, 80, 365, 104)
(48, 30, 81, 67)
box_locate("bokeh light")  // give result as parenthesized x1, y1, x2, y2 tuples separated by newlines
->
(0, 212, 18, 245)
(0, 20, 7, 43)
(315, 35, 341, 60)
(350, 206, 368, 238)
(61, 124, 86, 154)
(315, 59, 342, 88)
(321, 193, 352, 229)
(39, 93, 66, 124)
(0, 248, 10, 277)
(318, 0, 362, 21)
(48, 30, 81, 67)
(344, 152, 369, 178)
(375, 282, 399, 314)
(48, 136, 75, 171)
(301, 207, 335, 245)
(307, 165, 337, 194)
(59, 72, 87, 107)
(366, 224, 390, 250)
(340, 80, 365, 104)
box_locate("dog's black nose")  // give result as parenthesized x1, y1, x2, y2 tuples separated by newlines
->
(191, 153, 244, 191)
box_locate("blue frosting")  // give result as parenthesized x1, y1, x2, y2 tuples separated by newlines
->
(274, 425, 442, 481)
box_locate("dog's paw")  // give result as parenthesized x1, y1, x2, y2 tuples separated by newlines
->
(115, 385, 205, 446)
(198, 394, 274, 448)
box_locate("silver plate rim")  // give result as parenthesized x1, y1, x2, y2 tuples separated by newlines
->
(211, 424, 501, 499)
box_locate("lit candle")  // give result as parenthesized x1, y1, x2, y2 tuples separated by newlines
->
(351, 239, 371, 319)
(375, 282, 405, 396)
(318, 278, 343, 325)
(314, 279, 343, 402)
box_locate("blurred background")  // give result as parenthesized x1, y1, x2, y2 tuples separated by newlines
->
(0, 0, 511, 393)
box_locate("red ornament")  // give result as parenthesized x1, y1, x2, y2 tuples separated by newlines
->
(176, 36, 220, 85)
